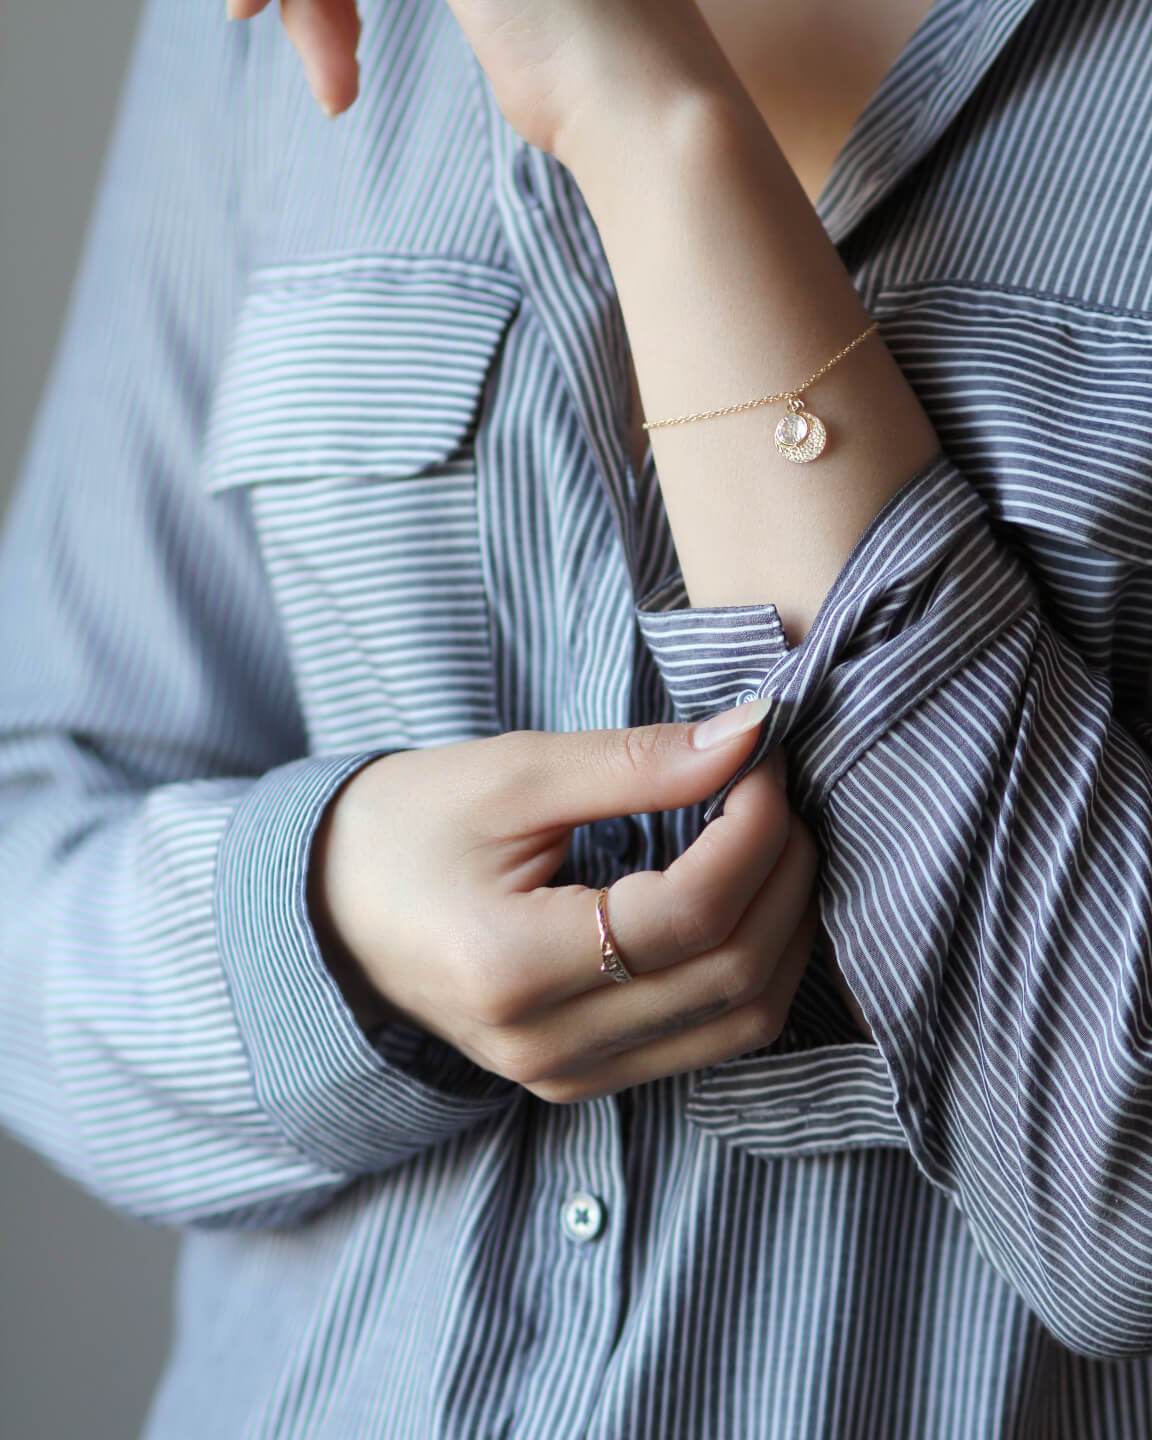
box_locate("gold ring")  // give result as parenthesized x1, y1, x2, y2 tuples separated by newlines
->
(595, 886, 633, 984)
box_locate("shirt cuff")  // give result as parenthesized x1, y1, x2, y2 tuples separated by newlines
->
(214, 750, 520, 1177)
(635, 450, 1037, 821)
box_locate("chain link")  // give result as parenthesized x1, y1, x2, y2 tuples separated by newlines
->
(641, 319, 880, 431)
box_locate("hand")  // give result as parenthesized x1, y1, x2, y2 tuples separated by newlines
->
(225, 0, 723, 156)
(308, 705, 821, 1103)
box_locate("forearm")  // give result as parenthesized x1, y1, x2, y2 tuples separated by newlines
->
(559, 38, 940, 644)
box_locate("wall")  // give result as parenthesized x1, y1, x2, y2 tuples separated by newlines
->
(0, 2, 178, 1436)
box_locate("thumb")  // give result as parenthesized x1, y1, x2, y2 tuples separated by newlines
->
(517, 697, 775, 827)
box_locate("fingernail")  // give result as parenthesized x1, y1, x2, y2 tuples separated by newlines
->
(691, 697, 772, 750)
(319, 99, 338, 118)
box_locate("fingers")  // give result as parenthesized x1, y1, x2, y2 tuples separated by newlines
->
(228, 0, 361, 117)
(507, 809, 819, 1083)
(506, 758, 790, 1010)
(496, 697, 777, 830)
(510, 853, 820, 1101)
(281, 0, 361, 115)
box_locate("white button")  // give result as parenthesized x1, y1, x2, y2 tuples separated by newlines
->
(561, 1191, 605, 1243)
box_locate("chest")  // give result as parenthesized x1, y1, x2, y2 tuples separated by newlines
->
(698, 0, 939, 203)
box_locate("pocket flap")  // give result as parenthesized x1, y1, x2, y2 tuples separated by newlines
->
(201, 256, 522, 491)
(872, 280, 1152, 565)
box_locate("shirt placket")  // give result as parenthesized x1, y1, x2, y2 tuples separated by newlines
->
(474, 78, 644, 1440)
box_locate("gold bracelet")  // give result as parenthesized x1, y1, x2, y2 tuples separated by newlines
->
(640, 319, 880, 465)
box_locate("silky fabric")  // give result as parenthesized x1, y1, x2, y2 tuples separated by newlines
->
(5, 1, 1152, 1436)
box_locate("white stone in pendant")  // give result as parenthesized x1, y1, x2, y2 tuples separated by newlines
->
(774, 412, 809, 447)
(774, 409, 827, 464)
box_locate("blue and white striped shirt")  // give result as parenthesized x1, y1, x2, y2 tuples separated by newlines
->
(5, 0, 1152, 1434)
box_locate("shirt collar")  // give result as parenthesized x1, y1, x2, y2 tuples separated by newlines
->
(816, 0, 1045, 245)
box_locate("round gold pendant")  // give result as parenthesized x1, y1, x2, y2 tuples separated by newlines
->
(773, 408, 827, 464)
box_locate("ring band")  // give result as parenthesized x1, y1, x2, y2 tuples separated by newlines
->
(595, 886, 633, 985)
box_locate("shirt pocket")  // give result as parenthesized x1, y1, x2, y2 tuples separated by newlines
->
(200, 254, 523, 753)
(870, 278, 1152, 717)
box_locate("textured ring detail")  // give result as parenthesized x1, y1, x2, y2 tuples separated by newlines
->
(595, 887, 633, 984)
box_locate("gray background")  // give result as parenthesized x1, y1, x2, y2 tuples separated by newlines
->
(0, 2, 178, 1437)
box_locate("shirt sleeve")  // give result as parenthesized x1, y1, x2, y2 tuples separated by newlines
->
(636, 448, 1152, 1361)
(0, 0, 517, 1233)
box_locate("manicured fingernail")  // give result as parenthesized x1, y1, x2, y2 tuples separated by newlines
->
(691, 697, 772, 750)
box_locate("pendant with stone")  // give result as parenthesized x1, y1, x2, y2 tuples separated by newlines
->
(773, 395, 827, 464)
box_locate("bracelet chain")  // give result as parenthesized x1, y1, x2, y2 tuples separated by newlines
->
(641, 319, 880, 431)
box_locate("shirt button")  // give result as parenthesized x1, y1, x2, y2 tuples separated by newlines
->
(588, 816, 636, 861)
(561, 1191, 606, 1244)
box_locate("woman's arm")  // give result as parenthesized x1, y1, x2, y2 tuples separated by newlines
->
(558, 23, 942, 639)
(548, 18, 1152, 1360)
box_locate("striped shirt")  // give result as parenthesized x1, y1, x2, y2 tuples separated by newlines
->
(4, 0, 1152, 1433)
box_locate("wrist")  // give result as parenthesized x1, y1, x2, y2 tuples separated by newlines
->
(552, 16, 750, 179)
(557, 69, 768, 226)
(307, 788, 403, 1036)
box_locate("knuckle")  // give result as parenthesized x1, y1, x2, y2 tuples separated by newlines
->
(459, 919, 539, 1029)
(484, 1031, 571, 1089)
(669, 900, 711, 958)
(671, 888, 733, 958)
(488, 1042, 544, 1087)
(475, 731, 537, 804)
(464, 972, 524, 1030)
(525, 1075, 589, 1105)
(480, 992, 525, 1032)
(742, 993, 786, 1048)
(620, 723, 665, 776)
(713, 951, 766, 1009)
(444, 1019, 511, 1080)
(511, 735, 555, 803)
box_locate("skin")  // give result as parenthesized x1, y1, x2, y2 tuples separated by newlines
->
(230, 0, 918, 1101)
(309, 711, 820, 1102)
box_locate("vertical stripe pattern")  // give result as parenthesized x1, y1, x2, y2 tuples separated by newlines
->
(5, 0, 1152, 1435)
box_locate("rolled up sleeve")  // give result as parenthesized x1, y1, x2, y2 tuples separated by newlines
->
(636, 449, 1152, 1358)
(215, 748, 520, 1179)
